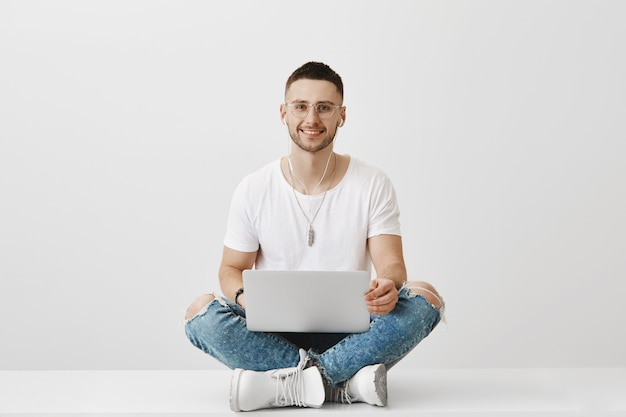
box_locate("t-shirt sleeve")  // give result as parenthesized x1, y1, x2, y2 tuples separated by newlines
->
(367, 173, 402, 238)
(223, 178, 260, 253)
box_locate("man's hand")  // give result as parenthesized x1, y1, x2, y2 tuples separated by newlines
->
(365, 278, 399, 315)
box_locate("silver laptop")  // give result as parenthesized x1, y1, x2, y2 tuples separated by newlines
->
(242, 270, 371, 333)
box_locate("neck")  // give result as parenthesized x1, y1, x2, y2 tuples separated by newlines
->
(287, 147, 336, 194)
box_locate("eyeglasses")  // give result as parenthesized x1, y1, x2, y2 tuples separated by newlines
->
(285, 102, 342, 119)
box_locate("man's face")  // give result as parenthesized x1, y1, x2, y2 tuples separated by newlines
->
(281, 79, 345, 154)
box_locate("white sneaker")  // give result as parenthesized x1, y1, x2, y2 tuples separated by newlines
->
(326, 364, 387, 406)
(229, 349, 325, 412)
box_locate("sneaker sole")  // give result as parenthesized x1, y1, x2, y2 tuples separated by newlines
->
(372, 364, 388, 406)
(230, 368, 244, 412)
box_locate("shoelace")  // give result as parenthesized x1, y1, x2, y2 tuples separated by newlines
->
(273, 350, 308, 407)
(327, 385, 357, 404)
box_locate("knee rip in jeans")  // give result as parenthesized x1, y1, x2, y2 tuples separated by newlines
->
(183, 293, 228, 323)
(403, 282, 446, 324)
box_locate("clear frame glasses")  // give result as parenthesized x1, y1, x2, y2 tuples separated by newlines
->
(286, 102, 342, 119)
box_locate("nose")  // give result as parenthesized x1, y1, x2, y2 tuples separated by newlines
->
(304, 105, 322, 123)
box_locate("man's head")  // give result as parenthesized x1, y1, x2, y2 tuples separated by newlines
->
(281, 62, 346, 154)
(285, 62, 344, 103)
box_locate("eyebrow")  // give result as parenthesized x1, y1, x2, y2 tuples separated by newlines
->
(288, 100, 338, 105)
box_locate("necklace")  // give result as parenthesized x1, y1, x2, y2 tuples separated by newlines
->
(287, 153, 337, 247)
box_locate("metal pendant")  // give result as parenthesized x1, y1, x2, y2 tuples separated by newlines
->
(307, 225, 315, 247)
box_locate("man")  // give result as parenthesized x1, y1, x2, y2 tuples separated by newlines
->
(184, 62, 444, 412)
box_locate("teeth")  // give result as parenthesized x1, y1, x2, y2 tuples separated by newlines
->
(302, 130, 322, 135)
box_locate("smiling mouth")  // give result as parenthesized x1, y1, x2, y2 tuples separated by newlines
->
(300, 128, 325, 136)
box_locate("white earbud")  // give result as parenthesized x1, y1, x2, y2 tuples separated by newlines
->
(338, 119, 344, 127)
(282, 117, 287, 126)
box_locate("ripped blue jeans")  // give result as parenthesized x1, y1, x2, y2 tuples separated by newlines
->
(184, 283, 443, 386)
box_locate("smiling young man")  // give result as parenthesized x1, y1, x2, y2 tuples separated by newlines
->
(184, 62, 445, 412)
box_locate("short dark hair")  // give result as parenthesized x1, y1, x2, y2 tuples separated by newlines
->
(285, 62, 344, 101)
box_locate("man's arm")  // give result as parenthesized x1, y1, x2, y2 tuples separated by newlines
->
(219, 246, 257, 308)
(366, 234, 407, 315)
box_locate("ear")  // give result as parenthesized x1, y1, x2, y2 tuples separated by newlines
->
(279, 103, 287, 125)
(338, 107, 346, 127)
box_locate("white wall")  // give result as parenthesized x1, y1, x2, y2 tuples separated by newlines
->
(1, 0, 624, 370)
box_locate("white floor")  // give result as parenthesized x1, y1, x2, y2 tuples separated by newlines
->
(1, 368, 624, 416)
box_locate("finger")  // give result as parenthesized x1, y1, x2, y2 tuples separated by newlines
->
(366, 280, 387, 300)
(368, 299, 396, 315)
(367, 292, 394, 308)
(367, 280, 378, 295)
(368, 284, 395, 301)
(368, 303, 390, 315)
(366, 287, 399, 314)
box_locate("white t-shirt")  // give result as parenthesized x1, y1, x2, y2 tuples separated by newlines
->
(223, 156, 401, 271)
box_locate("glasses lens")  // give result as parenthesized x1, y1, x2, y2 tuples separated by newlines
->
(288, 103, 337, 119)
(290, 103, 309, 118)
(315, 104, 335, 119)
